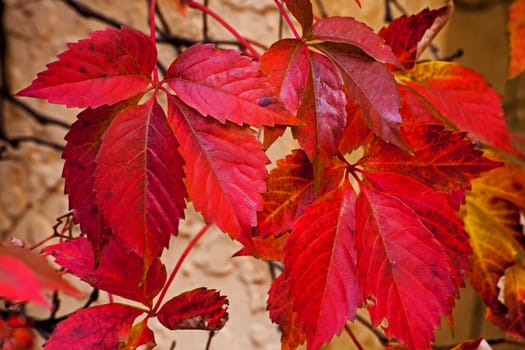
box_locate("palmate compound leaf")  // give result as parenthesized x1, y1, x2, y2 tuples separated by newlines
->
(284, 181, 362, 349)
(17, 26, 156, 108)
(0, 243, 81, 308)
(167, 95, 268, 250)
(157, 288, 228, 331)
(356, 179, 457, 350)
(267, 274, 306, 350)
(463, 159, 525, 336)
(44, 303, 145, 350)
(94, 97, 186, 268)
(379, 3, 453, 70)
(318, 44, 407, 151)
(62, 99, 140, 261)
(165, 43, 296, 128)
(508, 0, 525, 79)
(359, 123, 501, 193)
(399, 61, 515, 154)
(43, 237, 166, 307)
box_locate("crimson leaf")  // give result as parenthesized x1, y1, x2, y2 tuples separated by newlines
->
(165, 43, 296, 127)
(168, 95, 268, 250)
(17, 26, 155, 108)
(94, 97, 186, 268)
(44, 303, 144, 350)
(284, 182, 361, 349)
(44, 237, 166, 307)
(355, 182, 456, 349)
(157, 288, 228, 331)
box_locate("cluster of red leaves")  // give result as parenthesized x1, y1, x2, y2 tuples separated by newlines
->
(6, 0, 525, 349)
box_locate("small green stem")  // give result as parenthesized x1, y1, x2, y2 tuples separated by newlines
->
(273, 0, 301, 39)
(187, 0, 261, 59)
(152, 224, 211, 313)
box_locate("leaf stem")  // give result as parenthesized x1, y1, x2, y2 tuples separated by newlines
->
(273, 0, 301, 39)
(345, 323, 364, 350)
(187, 0, 261, 60)
(152, 224, 211, 313)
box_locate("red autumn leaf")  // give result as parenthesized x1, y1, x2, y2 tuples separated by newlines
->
(267, 274, 307, 350)
(310, 17, 400, 66)
(44, 303, 144, 350)
(165, 43, 296, 127)
(62, 100, 139, 260)
(0, 243, 81, 308)
(283, 0, 314, 34)
(234, 232, 289, 261)
(17, 26, 155, 108)
(508, 0, 525, 78)
(261, 39, 309, 115)
(338, 100, 371, 154)
(363, 172, 471, 291)
(360, 124, 501, 193)
(401, 62, 514, 153)
(319, 44, 406, 151)
(284, 182, 362, 349)
(257, 149, 314, 237)
(379, 4, 452, 69)
(355, 183, 456, 349)
(94, 97, 186, 267)
(292, 50, 347, 177)
(168, 95, 268, 250)
(44, 237, 166, 306)
(157, 288, 229, 331)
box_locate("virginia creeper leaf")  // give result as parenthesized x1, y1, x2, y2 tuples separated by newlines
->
(364, 172, 471, 292)
(94, 97, 186, 268)
(0, 243, 81, 307)
(63, 100, 139, 261)
(319, 44, 406, 150)
(157, 288, 229, 331)
(508, 0, 525, 78)
(464, 159, 525, 335)
(257, 149, 314, 237)
(283, 0, 313, 34)
(284, 182, 362, 349)
(261, 39, 309, 115)
(356, 183, 456, 349)
(338, 100, 371, 154)
(234, 233, 289, 261)
(310, 17, 400, 66)
(44, 303, 144, 350)
(292, 51, 347, 181)
(379, 4, 452, 69)
(360, 124, 501, 193)
(400, 61, 514, 153)
(267, 274, 307, 350)
(168, 95, 268, 250)
(44, 237, 166, 306)
(165, 43, 296, 127)
(17, 26, 155, 108)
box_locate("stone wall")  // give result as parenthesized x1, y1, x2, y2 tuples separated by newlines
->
(1, 1, 521, 349)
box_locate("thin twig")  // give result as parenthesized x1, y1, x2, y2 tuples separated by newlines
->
(61, 0, 122, 28)
(1, 136, 64, 151)
(355, 314, 390, 345)
(4, 93, 70, 129)
(204, 330, 215, 350)
(314, 0, 328, 18)
(202, 0, 210, 42)
(345, 323, 364, 350)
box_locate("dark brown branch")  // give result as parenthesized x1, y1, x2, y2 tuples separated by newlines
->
(3, 93, 70, 129)
(1, 136, 65, 151)
(61, 0, 122, 28)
